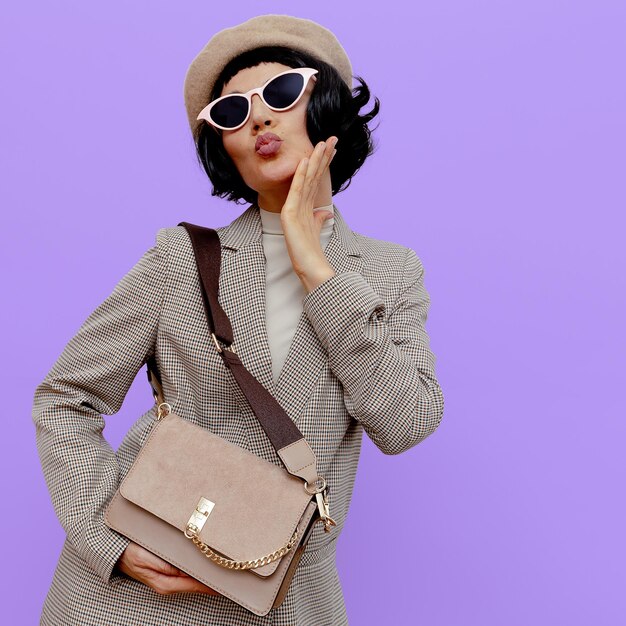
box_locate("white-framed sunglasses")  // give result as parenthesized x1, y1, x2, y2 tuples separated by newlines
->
(197, 67, 319, 131)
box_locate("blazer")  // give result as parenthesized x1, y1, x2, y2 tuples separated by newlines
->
(32, 203, 444, 626)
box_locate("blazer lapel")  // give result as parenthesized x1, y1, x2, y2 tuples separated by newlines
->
(216, 206, 275, 401)
(215, 203, 362, 426)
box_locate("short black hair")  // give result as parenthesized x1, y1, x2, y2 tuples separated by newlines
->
(192, 45, 381, 206)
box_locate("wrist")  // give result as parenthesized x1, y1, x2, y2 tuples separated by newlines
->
(301, 265, 336, 293)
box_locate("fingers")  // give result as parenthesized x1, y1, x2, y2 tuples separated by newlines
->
(284, 137, 337, 213)
(137, 545, 184, 577)
(303, 138, 337, 200)
(143, 567, 221, 596)
(154, 560, 184, 576)
(151, 571, 221, 595)
(120, 543, 221, 596)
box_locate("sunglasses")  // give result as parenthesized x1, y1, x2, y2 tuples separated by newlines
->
(197, 67, 319, 131)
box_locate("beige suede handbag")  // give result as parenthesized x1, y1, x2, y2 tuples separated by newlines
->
(105, 222, 336, 616)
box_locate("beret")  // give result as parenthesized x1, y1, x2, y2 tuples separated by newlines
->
(183, 14, 353, 138)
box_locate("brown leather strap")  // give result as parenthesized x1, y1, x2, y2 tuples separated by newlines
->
(218, 349, 306, 450)
(145, 221, 307, 453)
(179, 224, 234, 348)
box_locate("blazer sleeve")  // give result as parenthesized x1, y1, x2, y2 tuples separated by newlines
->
(302, 247, 444, 455)
(31, 241, 165, 584)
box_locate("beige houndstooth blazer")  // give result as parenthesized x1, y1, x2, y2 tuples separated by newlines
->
(32, 202, 444, 626)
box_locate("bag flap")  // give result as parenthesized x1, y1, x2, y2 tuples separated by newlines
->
(119, 413, 313, 577)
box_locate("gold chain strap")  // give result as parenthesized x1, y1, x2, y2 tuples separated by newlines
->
(184, 525, 301, 570)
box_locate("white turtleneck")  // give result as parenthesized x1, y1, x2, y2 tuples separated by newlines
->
(258, 202, 335, 384)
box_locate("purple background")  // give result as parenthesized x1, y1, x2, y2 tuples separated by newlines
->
(3, 2, 625, 624)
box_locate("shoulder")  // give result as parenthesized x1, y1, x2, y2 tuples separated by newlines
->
(350, 229, 425, 285)
(154, 224, 208, 263)
(154, 223, 232, 252)
(155, 225, 192, 253)
(149, 226, 201, 290)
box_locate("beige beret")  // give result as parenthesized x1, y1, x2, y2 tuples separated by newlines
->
(183, 14, 353, 138)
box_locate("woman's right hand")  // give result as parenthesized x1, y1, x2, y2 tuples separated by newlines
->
(115, 541, 222, 596)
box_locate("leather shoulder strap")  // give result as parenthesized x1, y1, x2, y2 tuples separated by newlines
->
(178, 223, 234, 347)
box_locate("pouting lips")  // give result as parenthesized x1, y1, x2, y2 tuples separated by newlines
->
(256, 140, 283, 156)
(255, 132, 283, 155)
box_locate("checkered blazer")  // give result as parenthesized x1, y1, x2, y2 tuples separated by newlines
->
(32, 203, 444, 625)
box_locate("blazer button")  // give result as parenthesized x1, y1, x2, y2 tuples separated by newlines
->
(371, 309, 384, 322)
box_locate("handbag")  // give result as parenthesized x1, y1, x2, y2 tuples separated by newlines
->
(105, 221, 336, 616)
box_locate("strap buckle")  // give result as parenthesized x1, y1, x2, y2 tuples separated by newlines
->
(211, 332, 237, 355)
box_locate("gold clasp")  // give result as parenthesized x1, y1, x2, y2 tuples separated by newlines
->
(304, 477, 337, 533)
(156, 402, 172, 420)
(185, 496, 215, 538)
(319, 490, 336, 532)
(303, 476, 326, 495)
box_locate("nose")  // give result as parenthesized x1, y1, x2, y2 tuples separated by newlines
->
(250, 93, 274, 129)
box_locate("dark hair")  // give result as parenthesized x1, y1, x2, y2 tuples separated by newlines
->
(192, 46, 381, 205)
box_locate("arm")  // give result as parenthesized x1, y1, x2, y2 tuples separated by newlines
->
(302, 247, 444, 455)
(32, 242, 165, 584)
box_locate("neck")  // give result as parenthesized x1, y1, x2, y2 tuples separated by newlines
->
(257, 170, 333, 213)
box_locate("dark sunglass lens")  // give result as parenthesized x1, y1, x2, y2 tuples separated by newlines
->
(264, 73, 305, 109)
(210, 95, 248, 128)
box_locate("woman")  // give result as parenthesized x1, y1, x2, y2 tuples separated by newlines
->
(32, 14, 445, 626)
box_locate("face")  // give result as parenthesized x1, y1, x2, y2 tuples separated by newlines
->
(218, 62, 317, 197)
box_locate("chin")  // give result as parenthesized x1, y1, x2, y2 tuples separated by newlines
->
(255, 158, 298, 184)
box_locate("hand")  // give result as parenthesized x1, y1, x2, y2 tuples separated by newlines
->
(281, 137, 339, 293)
(115, 541, 221, 596)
